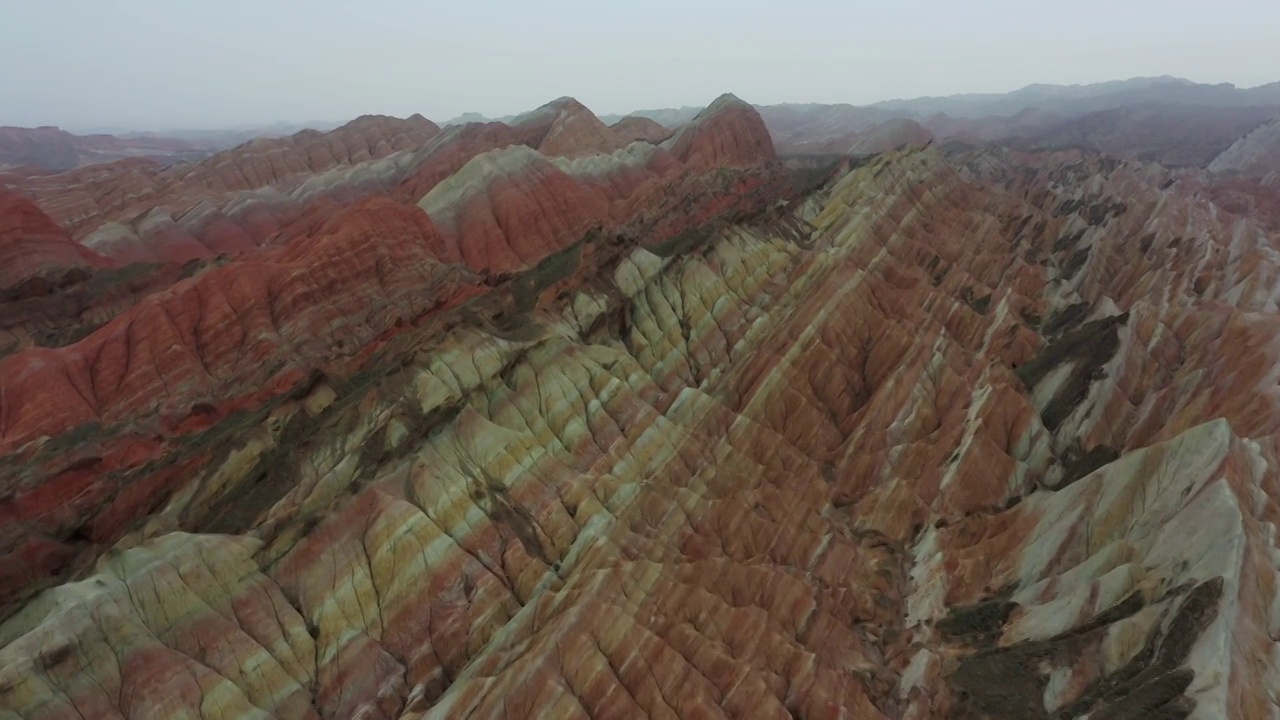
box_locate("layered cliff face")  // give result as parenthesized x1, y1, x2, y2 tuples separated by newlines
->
(3, 93, 1280, 720)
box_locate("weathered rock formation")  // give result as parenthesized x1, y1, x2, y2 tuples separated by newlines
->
(2, 92, 1280, 720)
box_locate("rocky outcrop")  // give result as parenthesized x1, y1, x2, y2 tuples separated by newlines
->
(662, 93, 778, 169)
(5, 95, 1280, 720)
(1211, 117, 1280, 176)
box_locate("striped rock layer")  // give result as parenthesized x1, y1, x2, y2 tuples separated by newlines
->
(2, 115, 1280, 719)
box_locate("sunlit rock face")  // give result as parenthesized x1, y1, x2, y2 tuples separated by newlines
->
(3, 97, 1280, 720)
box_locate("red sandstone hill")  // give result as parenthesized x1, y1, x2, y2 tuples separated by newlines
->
(9, 86, 1280, 720)
(166, 113, 442, 193)
(508, 97, 624, 156)
(2, 96, 773, 275)
(0, 92, 778, 458)
(4, 115, 444, 265)
(0, 97, 785, 642)
(662, 93, 778, 169)
(0, 191, 112, 292)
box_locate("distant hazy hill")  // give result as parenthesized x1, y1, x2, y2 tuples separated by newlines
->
(870, 76, 1280, 118)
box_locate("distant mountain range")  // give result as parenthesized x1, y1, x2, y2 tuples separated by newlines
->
(869, 75, 1280, 118)
(447, 76, 1280, 128)
(7, 76, 1280, 174)
(432, 76, 1280, 169)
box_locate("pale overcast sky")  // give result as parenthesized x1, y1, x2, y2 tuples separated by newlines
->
(3, 0, 1278, 131)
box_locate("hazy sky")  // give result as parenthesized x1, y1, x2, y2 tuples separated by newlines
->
(4, 0, 1279, 131)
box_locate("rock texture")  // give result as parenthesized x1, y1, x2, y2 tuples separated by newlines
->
(3, 92, 1280, 720)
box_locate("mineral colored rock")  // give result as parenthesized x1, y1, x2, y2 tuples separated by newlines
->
(2, 94, 1280, 720)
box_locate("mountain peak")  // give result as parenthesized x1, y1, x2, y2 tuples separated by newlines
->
(704, 93, 751, 114)
(662, 93, 776, 169)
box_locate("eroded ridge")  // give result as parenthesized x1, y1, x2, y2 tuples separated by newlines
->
(2, 145, 1280, 719)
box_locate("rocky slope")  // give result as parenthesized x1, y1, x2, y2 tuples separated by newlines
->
(1211, 117, 1280, 176)
(2, 92, 1280, 720)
